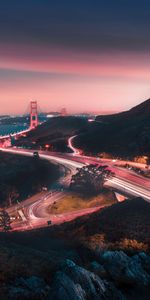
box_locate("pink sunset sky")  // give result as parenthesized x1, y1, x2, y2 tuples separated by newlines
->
(0, 43, 150, 115)
(0, 1, 150, 115)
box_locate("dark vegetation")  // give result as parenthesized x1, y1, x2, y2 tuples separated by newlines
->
(75, 98, 150, 158)
(0, 152, 60, 207)
(50, 198, 150, 251)
(14, 116, 89, 152)
(0, 210, 11, 231)
(70, 164, 114, 195)
(0, 198, 150, 299)
(0, 229, 83, 300)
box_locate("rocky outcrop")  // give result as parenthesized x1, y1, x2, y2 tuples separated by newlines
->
(48, 259, 124, 300)
(100, 251, 150, 286)
(90, 261, 107, 278)
(48, 271, 86, 300)
(6, 251, 150, 300)
(136, 251, 150, 273)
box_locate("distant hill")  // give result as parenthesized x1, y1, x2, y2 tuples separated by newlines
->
(74, 98, 150, 158)
(15, 98, 150, 157)
(14, 116, 88, 152)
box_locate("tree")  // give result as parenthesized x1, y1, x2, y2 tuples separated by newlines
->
(70, 164, 115, 195)
(7, 186, 19, 206)
(0, 210, 11, 231)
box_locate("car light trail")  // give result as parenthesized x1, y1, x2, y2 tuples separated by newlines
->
(1, 147, 150, 231)
(68, 135, 80, 155)
(107, 177, 150, 201)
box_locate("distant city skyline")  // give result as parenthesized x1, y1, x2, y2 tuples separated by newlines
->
(0, 1, 150, 114)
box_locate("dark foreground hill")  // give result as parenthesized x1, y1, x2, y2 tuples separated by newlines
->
(51, 197, 150, 251)
(14, 116, 88, 152)
(74, 98, 150, 158)
(0, 198, 150, 299)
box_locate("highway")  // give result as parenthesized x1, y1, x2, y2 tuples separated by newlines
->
(67, 135, 150, 199)
(3, 148, 104, 231)
(1, 145, 150, 231)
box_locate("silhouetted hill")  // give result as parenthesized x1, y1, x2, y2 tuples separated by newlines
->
(15, 116, 88, 152)
(129, 98, 150, 115)
(15, 99, 150, 157)
(97, 98, 150, 121)
(74, 98, 150, 157)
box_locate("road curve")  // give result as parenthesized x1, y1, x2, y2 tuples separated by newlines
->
(1, 147, 150, 231)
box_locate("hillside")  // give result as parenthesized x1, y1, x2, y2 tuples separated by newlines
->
(0, 152, 60, 207)
(14, 116, 88, 152)
(50, 198, 150, 251)
(1, 198, 150, 299)
(14, 98, 150, 158)
(74, 98, 150, 158)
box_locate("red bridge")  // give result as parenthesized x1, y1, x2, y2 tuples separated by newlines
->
(0, 101, 38, 147)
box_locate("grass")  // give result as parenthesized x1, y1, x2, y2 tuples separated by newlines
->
(0, 197, 149, 299)
(48, 190, 117, 214)
(50, 198, 150, 252)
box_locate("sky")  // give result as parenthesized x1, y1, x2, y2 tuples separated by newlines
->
(0, 0, 150, 114)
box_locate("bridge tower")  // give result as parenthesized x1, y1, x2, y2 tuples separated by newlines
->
(61, 107, 67, 117)
(30, 100, 38, 129)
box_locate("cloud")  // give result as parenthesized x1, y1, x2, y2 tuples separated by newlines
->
(0, 1, 150, 114)
(0, 1, 150, 53)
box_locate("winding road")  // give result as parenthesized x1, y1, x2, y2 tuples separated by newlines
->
(1, 138, 150, 231)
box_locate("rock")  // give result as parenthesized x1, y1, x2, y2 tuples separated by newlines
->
(90, 261, 107, 278)
(104, 282, 125, 300)
(136, 252, 150, 273)
(48, 259, 125, 300)
(101, 251, 150, 287)
(9, 276, 49, 300)
(48, 271, 85, 300)
(64, 259, 106, 298)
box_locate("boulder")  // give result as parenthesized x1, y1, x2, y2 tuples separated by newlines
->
(101, 251, 150, 286)
(48, 259, 124, 300)
(90, 261, 107, 278)
(63, 259, 106, 298)
(135, 252, 150, 273)
(48, 271, 85, 300)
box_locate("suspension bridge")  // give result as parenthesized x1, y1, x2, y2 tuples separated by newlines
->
(0, 101, 39, 147)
